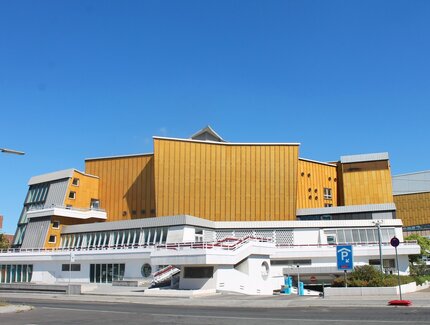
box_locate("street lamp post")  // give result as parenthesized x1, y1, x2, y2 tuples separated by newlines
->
(373, 220, 384, 273)
(0, 148, 25, 155)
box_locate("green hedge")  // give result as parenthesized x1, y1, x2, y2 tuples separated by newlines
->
(332, 265, 415, 287)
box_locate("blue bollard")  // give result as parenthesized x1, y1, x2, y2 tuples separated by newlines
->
(299, 282, 305, 296)
(281, 276, 292, 295)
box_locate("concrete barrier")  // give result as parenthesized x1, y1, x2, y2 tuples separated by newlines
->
(0, 283, 81, 294)
(324, 282, 416, 296)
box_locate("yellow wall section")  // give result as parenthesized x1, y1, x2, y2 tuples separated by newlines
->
(297, 159, 338, 209)
(85, 155, 155, 222)
(63, 171, 99, 209)
(43, 216, 103, 249)
(154, 138, 299, 221)
(394, 192, 430, 227)
(341, 161, 394, 205)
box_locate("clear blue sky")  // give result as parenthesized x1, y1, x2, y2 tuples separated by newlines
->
(1, 1, 429, 234)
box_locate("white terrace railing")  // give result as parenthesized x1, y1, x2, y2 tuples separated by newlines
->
(0, 238, 417, 254)
(28, 204, 106, 213)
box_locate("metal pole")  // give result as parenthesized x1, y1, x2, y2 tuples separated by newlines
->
(395, 246, 402, 300)
(376, 222, 383, 273)
(69, 252, 72, 295)
(344, 270, 347, 288)
(297, 265, 300, 296)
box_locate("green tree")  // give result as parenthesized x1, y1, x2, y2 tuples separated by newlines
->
(0, 234, 10, 250)
(405, 234, 430, 263)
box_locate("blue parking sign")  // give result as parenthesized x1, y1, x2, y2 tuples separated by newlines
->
(337, 245, 353, 270)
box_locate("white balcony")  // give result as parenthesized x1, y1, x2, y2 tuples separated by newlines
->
(27, 205, 107, 221)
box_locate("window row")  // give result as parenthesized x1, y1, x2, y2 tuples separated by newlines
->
(325, 228, 396, 245)
(60, 227, 168, 249)
(0, 264, 33, 283)
(90, 264, 125, 283)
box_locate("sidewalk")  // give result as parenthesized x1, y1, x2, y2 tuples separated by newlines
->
(1, 286, 430, 309)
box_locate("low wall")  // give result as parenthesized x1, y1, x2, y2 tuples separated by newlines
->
(0, 283, 81, 294)
(325, 282, 416, 296)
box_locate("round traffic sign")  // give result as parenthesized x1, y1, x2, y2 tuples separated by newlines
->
(390, 237, 400, 247)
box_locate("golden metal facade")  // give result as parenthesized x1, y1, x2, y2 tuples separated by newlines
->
(394, 192, 430, 227)
(297, 159, 338, 209)
(154, 138, 299, 221)
(85, 155, 156, 222)
(340, 160, 394, 205)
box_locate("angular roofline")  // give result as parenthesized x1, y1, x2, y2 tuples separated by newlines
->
(153, 136, 300, 146)
(393, 190, 430, 196)
(393, 170, 430, 178)
(28, 168, 98, 186)
(190, 125, 226, 142)
(340, 152, 389, 164)
(85, 153, 154, 161)
(299, 157, 337, 167)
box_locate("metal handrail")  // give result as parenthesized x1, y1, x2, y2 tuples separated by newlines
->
(0, 238, 418, 254)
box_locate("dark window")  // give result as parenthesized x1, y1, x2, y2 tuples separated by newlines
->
(68, 191, 76, 199)
(48, 235, 56, 243)
(52, 221, 60, 229)
(90, 199, 100, 209)
(184, 266, 214, 278)
(62, 264, 81, 271)
(72, 178, 80, 186)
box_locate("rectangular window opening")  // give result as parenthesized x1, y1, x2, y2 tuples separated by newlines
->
(324, 188, 332, 200)
(68, 191, 76, 200)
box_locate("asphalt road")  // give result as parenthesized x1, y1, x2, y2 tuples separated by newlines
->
(1, 297, 430, 325)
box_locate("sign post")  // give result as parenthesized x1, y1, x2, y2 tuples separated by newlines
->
(391, 237, 402, 300)
(337, 245, 353, 287)
(388, 237, 412, 306)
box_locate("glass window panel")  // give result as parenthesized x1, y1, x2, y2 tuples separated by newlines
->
(352, 229, 360, 243)
(113, 264, 119, 281)
(95, 264, 101, 283)
(22, 265, 27, 282)
(11, 265, 16, 282)
(344, 230, 353, 243)
(16, 265, 22, 282)
(359, 229, 367, 243)
(0, 265, 4, 283)
(119, 264, 125, 280)
(107, 264, 113, 283)
(90, 264, 95, 283)
(337, 230, 345, 243)
(366, 229, 376, 243)
(27, 265, 33, 282)
(101, 264, 107, 283)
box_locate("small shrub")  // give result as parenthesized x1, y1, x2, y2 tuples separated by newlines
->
(331, 265, 415, 287)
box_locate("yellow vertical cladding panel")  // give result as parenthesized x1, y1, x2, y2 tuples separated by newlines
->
(63, 171, 99, 209)
(296, 159, 338, 209)
(43, 216, 103, 249)
(341, 160, 394, 205)
(153, 138, 299, 221)
(85, 155, 155, 222)
(394, 192, 430, 227)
